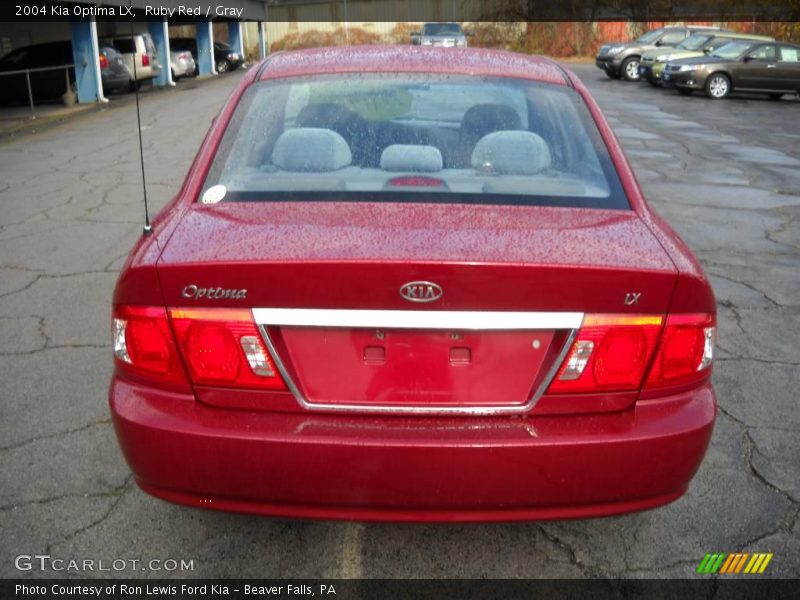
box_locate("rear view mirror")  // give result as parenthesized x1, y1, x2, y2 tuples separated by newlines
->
(703, 47, 712, 54)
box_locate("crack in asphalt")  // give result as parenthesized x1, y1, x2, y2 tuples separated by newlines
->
(708, 270, 783, 308)
(0, 418, 112, 453)
(45, 475, 134, 555)
(0, 270, 115, 299)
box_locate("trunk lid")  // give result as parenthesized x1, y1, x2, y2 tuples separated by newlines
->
(157, 202, 677, 411)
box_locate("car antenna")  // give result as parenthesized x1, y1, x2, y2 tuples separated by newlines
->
(129, 4, 151, 235)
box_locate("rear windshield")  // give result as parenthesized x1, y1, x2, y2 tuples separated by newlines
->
(201, 74, 629, 210)
(106, 38, 134, 54)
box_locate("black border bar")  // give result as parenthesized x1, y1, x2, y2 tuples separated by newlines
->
(1, 1, 800, 22)
(3, 579, 800, 600)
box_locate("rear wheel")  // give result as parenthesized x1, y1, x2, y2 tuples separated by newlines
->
(705, 73, 730, 99)
(768, 93, 784, 100)
(621, 57, 641, 81)
(216, 59, 231, 73)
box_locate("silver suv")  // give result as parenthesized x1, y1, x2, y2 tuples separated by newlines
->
(596, 25, 723, 81)
(101, 33, 162, 90)
(412, 23, 469, 48)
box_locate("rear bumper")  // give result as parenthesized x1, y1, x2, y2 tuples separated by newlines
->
(110, 377, 716, 522)
(101, 72, 130, 91)
(171, 61, 194, 77)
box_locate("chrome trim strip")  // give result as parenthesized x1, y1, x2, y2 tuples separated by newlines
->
(253, 308, 583, 331)
(257, 317, 580, 416)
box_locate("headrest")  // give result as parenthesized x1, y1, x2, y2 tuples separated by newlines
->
(380, 145, 444, 172)
(471, 131, 551, 175)
(272, 128, 352, 172)
(296, 103, 357, 129)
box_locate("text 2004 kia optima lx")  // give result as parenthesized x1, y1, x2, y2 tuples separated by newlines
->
(110, 47, 717, 522)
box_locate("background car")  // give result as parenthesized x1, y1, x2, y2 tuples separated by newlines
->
(596, 25, 724, 81)
(0, 41, 128, 104)
(109, 46, 718, 523)
(98, 44, 132, 94)
(101, 33, 162, 90)
(663, 40, 800, 99)
(170, 49, 196, 80)
(639, 32, 773, 85)
(411, 22, 469, 47)
(213, 41, 243, 73)
(170, 38, 243, 75)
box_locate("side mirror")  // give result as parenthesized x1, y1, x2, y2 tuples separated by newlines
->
(654, 40, 663, 47)
(703, 47, 712, 54)
(743, 54, 756, 62)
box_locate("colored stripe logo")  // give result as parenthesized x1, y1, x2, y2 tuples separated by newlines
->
(697, 552, 773, 574)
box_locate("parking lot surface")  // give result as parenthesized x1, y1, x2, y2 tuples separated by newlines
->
(0, 63, 798, 579)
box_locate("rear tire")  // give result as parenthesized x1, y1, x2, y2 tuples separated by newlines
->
(216, 59, 231, 73)
(621, 56, 641, 82)
(768, 93, 784, 100)
(705, 73, 731, 99)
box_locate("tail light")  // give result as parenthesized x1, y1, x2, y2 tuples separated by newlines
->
(644, 313, 716, 389)
(112, 306, 287, 391)
(142, 53, 150, 67)
(547, 313, 715, 394)
(112, 306, 187, 385)
(169, 308, 286, 390)
(98, 54, 109, 69)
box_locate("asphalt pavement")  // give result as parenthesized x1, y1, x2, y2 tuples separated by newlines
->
(0, 62, 798, 579)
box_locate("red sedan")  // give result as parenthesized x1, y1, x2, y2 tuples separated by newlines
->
(110, 46, 716, 522)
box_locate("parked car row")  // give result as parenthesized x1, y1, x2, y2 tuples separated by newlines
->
(170, 37, 244, 75)
(0, 33, 244, 106)
(596, 25, 800, 100)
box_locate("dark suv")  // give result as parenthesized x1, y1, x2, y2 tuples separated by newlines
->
(596, 25, 724, 81)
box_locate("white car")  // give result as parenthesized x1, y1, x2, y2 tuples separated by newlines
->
(170, 49, 196, 80)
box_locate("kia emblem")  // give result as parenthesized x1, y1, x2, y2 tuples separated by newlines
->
(400, 281, 443, 303)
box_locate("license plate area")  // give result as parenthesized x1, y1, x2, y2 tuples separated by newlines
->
(271, 326, 556, 408)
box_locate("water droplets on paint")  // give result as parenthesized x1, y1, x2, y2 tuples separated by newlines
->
(202, 185, 227, 205)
